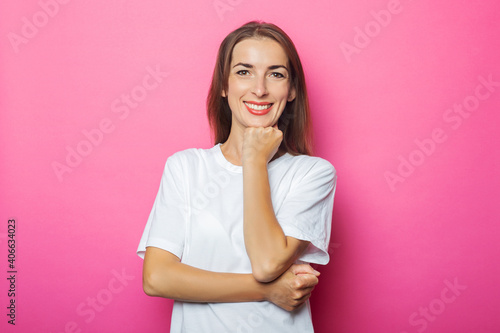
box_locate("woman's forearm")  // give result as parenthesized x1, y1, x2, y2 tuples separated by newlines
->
(143, 247, 320, 311)
(143, 247, 265, 302)
(243, 157, 309, 282)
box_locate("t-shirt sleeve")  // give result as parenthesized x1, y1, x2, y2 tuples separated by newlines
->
(136, 154, 187, 260)
(276, 158, 337, 265)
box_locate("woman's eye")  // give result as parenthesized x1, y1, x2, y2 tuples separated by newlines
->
(271, 72, 285, 78)
(236, 70, 250, 76)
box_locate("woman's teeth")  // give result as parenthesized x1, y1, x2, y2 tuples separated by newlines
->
(244, 102, 273, 110)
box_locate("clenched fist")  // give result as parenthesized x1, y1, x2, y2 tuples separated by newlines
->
(242, 124, 283, 165)
(263, 264, 320, 312)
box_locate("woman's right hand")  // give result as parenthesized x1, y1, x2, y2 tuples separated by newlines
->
(263, 264, 320, 311)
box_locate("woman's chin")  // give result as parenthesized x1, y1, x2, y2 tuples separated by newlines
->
(244, 119, 275, 128)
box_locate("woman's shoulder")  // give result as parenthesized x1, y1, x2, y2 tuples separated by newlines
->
(165, 145, 218, 166)
(285, 153, 336, 176)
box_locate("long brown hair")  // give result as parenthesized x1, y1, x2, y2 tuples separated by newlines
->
(206, 20, 313, 155)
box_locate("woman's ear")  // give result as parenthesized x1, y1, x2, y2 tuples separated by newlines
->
(221, 90, 226, 97)
(287, 86, 296, 102)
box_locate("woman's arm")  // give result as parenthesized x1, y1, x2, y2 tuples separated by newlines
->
(242, 126, 310, 282)
(143, 246, 319, 311)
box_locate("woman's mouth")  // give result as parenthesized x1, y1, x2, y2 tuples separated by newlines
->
(244, 101, 274, 116)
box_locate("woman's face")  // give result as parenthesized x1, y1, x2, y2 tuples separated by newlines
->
(222, 37, 296, 130)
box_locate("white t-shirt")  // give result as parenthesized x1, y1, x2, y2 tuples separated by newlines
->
(137, 143, 337, 333)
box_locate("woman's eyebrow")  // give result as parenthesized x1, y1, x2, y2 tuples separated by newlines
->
(233, 62, 289, 72)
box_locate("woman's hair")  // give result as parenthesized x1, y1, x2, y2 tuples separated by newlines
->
(206, 20, 313, 156)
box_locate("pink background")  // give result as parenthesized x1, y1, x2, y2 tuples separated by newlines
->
(1, 0, 499, 332)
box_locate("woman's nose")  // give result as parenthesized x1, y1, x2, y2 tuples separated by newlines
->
(251, 75, 268, 97)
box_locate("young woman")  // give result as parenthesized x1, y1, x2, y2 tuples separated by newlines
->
(137, 21, 337, 332)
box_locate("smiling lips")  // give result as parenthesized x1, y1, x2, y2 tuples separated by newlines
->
(244, 101, 274, 116)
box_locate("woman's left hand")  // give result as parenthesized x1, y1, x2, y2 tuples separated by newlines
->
(263, 263, 320, 312)
(242, 124, 283, 165)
